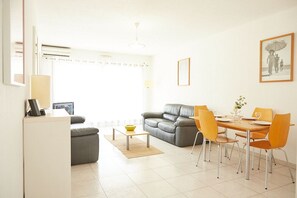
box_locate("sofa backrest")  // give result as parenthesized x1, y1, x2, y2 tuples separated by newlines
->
(163, 104, 182, 121)
(179, 105, 194, 118)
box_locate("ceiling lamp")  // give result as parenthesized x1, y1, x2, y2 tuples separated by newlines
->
(129, 22, 145, 49)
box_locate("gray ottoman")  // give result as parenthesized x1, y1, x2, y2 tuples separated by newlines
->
(71, 116, 99, 165)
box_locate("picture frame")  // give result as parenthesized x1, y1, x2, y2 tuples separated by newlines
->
(2, 0, 25, 86)
(178, 58, 190, 86)
(53, 102, 74, 115)
(260, 33, 294, 83)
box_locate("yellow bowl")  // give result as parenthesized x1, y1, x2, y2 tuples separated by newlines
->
(125, 125, 136, 131)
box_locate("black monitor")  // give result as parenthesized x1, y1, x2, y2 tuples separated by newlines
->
(52, 102, 74, 115)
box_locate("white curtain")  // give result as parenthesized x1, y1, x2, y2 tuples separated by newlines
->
(52, 60, 144, 127)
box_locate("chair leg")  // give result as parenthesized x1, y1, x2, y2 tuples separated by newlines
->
(208, 140, 211, 162)
(252, 139, 255, 170)
(217, 144, 220, 179)
(279, 148, 295, 184)
(224, 129, 229, 158)
(258, 149, 262, 170)
(236, 142, 241, 174)
(220, 143, 223, 163)
(191, 131, 200, 154)
(271, 151, 277, 166)
(196, 138, 204, 167)
(224, 144, 229, 159)
(229, 136, 237, 160)
(265, 150, 268, 190)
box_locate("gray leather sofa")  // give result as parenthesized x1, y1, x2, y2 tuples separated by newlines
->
(142, 104, 203, 147)
(70, 116, 99, 165)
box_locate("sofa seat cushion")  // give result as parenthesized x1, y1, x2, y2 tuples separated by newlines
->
(71, 124, 99, 137)
(145, 118, 167, 128)
(158, 121, 176, 133)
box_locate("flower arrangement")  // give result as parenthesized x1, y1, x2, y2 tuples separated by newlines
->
(234, 96, 247, 110)
(231, 96, 247, 120)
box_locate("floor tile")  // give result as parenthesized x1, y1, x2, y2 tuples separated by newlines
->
(212, 180, 258, 198)
(138, 180, 179, 198)
(165, 175, 207, 192)
(152, 165, 188, 179)
(99, 174, 136, 192)
(127, 169, 163, 184)
(184, 186, 226, 198)
(71, 180, 105, 198)
(262, 183, 295, 198)
(104, 186, 146, 198)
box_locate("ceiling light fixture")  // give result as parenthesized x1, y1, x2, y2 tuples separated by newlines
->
(129, 22, 145, 49)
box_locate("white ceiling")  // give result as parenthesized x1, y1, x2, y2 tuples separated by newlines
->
(35, 0, 297, 55)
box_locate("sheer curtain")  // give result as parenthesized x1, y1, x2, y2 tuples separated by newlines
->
(52, 60, 144, 127)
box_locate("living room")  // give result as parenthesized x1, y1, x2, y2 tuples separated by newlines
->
(1, 0, 297, 198)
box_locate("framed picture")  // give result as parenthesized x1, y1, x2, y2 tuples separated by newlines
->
(260, 33, 294, 83)
(178, 58, 190, 86)
(53, 102, 74, 115)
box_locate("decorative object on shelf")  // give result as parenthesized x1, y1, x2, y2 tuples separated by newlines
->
(178, 58, 190, 86)
(231, 96, 247, 121)
(31, 75, 51, 109)
(2, 0, 25, 86)
(260, 33, 294, 83)
(125, 125, 136, 131)
(129, 22, 145, 49)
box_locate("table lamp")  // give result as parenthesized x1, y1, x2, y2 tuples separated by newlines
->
(31, 75, 51, 109)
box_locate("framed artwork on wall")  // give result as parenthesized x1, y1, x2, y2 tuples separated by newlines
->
(178, 58, 190, 86)
(260, 33, 294, 83)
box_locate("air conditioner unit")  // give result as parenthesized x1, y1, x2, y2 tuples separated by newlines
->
(41, 44, 71, 57)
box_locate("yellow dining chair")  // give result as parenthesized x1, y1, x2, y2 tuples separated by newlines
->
(191, 105, 208, 154)
(229, 107, 273, 170)
(191, 106, 227, 161)
(238, 113, 294, 189)
(196, 110, 241, 179)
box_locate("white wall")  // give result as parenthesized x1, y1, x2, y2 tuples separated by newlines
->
(0, 0, 36, 197)
(151, 6, 297, 163)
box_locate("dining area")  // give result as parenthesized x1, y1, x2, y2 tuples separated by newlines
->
(191, 100, 295, 190)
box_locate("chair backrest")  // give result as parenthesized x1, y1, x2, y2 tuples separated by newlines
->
(194, 105, 208, 130)
(252, 107, 273, 122)
(268, 113, 291, 148)
(198, 109, 218, 142)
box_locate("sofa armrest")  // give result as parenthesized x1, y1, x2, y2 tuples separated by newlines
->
(174, 117, 196, 127)
(71, 115, 86, 124)
(71, 127, 99, 137)
(141, 112, 163, 119)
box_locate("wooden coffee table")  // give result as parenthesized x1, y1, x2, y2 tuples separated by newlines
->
(112, 127, 150, 150)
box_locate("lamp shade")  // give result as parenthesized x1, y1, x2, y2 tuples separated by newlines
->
(31, 75, 51, 109)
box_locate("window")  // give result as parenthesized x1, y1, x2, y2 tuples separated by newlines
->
(52, 60, 144, 126)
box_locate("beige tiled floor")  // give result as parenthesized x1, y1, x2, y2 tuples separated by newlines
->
(71, 127, 296, 198)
